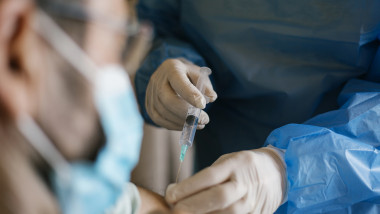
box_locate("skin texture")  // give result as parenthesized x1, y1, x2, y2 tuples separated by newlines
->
(137, 186, 191, 214)
(138, 187, 170, 214)
(0, 0, 169, 213)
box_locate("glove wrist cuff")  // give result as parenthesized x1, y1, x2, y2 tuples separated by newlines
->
(261, 145, 288, 205)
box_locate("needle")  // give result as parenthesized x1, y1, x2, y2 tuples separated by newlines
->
(176, 161, 183, 183)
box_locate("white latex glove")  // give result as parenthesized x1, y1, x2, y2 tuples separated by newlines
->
(165, 147, 287, 214)
(146, 58, 217, 130)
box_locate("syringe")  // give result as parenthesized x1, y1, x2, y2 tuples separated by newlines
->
(179, 67, 212, 163)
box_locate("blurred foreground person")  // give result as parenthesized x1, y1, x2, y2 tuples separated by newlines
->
(0, 0, 170, 213)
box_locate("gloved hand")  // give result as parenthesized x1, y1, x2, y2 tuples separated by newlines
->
(165, 147, 287, 214)
(145, 58, 217, 130)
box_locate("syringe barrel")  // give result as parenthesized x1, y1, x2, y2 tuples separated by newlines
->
(195, 67, 212, 95)
(179, 106, 200, 147)
(179, 67, 211, 147)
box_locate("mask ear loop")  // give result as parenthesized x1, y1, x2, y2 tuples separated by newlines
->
(15, 9, 99, 179)
(17, 114, 85, 213)
(15, 11, 101, 212)
(16, 9, 105, 186)
(16, 114, 71, 183)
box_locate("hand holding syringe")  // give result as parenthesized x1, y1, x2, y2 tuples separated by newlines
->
(176, 67, 212, 182)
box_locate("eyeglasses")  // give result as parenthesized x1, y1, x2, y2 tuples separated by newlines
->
(37, 0, 140, 36)
(35, 0, 153, 76)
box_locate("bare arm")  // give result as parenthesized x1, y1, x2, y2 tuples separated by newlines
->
(137, 186, 170, 214)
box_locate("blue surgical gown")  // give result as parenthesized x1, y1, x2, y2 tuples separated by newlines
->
(135, 0, 380, 213)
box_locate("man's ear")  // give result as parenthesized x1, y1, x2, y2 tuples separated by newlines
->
(0, 0, 36, 122)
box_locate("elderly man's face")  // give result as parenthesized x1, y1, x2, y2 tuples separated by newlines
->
(41, 0, 131, 160)
(0, 0, 150, 213)
(0, 1, 132, 213)
(0, 0, 130, 160)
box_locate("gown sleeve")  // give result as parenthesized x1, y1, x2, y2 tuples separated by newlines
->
(266, 44, 380, 212)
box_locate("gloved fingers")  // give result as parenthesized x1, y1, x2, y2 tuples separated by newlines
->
(158, 82, 188, 119)
(196, 110, 210, 130)
(173, 180, 246, 213)
(156, 83, 210, 129)
(154, 94, 208, 130)
(146, 74, 183, 129)
(158, 82, 210, 126)
(199, 110, 210, 125)
(154, 90, 186, 126)
(166, 158, 234, 204)
(204, 88, 218, 103)
(207, 197, 250, 214)
(186, 68, 217, 103)
(148, 89, 180, 130)
(203, 77, 217, 103)
(197, 124, 205, 130)
(148, 84, 209, 131)
(168, 65, 206, 110)
(150, 105, 184, 130)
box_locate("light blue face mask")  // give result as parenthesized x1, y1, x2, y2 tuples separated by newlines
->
(17, 10, 143, 214)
